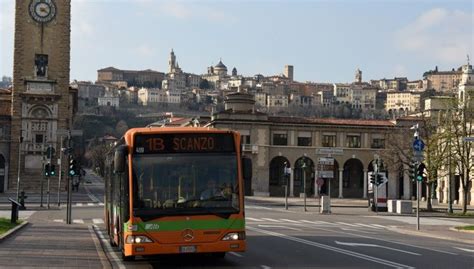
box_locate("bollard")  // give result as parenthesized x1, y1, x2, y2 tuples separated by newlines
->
(8, 198, 21, 224)
(284, 185, 288, 210)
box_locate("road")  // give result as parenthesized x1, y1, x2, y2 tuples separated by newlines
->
(10, 171, 474, 268)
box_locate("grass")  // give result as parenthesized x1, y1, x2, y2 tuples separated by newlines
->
(447, 212, 474, 218)
(0, 218, 21, 236)
(455, 225, 474, 231)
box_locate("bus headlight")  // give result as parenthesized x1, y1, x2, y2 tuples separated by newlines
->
(222, 232, 245, 241)
(126, 235, 153, 244)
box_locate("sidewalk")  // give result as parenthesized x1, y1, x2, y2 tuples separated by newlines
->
(387, 224, 474, 245)
(0, 221, 109, 268)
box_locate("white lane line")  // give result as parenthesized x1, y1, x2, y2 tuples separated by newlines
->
(355, 223, 383, 229)
(336, 222, 359, 227)
(335, 241, 421, 256)
(53, 219, 63, 223)
(258, 225, 303, 231)
(87, 203, 94, 206)
(93, 218, 104, 224)
(93, 225, 126, 269)
(260, 265, 271, 269)
(229, 252, 244, 258)
(246, 217, 264, 222)
(249, 226, 414, 269)
(298, 223, 459, 255)
(99, 202, 104, 206)
(370, 224, 387, 229)
(76, 203, 83, 207)
(340, 228, 376, 234)
(454, 247, 474, 253)
(261, 218, 280, 222)
(279, 219, 301, 223)
(73, 219, 84, 224)
(300, 220, 331, 225)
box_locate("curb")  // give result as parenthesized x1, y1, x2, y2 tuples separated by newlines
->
(0, 221, 29, 242)
(89, 225, 113, 269)
(449, 227, 474, 234)
(387, 226, 474, 245)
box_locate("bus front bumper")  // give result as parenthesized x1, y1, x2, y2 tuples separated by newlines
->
(124, 240, 246, 256)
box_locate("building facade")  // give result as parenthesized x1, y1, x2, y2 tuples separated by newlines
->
(9, 0, 76, 191)
(386, 91, 421, 115)
(210, 93, 413, 200)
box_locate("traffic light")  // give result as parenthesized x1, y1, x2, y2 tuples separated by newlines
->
(376, 174, 384, 186)
(369, 173, 375, 184)
(416, 163, 425, 182)
(69, 158, 77, 176)
(44, 163, 50, 177)
(50, 164, 56, 176)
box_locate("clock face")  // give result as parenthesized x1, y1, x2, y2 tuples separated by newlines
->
(29, 0, 57, 23)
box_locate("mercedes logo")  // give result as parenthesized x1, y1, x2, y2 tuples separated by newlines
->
(182, 229, 194, 241)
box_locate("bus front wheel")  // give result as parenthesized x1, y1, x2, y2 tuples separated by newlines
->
(122, 252, 135, 261)
(211, 252, 226, 258)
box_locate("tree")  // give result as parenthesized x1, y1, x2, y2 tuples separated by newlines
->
(199, 79, 210, 90)
(442, 98, 473, 214)
(115, 120, 129, 137)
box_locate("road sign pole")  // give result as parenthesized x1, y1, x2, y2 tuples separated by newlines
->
(66, 131, 72, 224)
(57, 136, 63, 207)
(417, 180, 420, 230)
(303, 170, 307, 212)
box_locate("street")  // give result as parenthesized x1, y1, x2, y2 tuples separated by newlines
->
(1, 171, 473, 268)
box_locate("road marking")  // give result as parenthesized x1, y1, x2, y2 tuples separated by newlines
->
(340, 228, 376, 234)
(93, 218, 104, 224)
(261, 218, 280, 222)
(260, 265, 271, 269)
(355, 223, 383, 229)
(454, 247, 474, 253)
(299, 223, 459, 255)
(336, 222, 359, 227)
(258, 225, 303, 231)
(87, 203, 94, 206)
(229, 252, 243, 258)
(248, 226, 414, 269)
(99, 202, 104, 206)
(73, 219, 84, 224)
(76, 203, 83, 207)
(53, 219, 63, 223)
(93, 225, 126, 269)
(370, 224, 387, 229)
(279, 219, 300, 223)
(246, 217, 264, 222)
(335, 241, 421, 256)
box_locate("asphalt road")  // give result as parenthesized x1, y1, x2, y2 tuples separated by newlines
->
(18, 171, 474, 268)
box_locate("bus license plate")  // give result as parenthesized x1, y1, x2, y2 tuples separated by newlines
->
(180, 246, 196, 253)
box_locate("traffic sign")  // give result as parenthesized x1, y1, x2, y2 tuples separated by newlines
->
(413, 139, 425, 152)
(464, 137, 474, 142)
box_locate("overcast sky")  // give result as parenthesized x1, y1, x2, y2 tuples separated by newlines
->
(0, 0, 472, 83)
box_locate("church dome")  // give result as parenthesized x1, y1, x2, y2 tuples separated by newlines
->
(214, 60, 227, 70)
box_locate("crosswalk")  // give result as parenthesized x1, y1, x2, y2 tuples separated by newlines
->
(53, 218, 104, 224)
(73, 202, 104, 207)
(245, 217, 388, 230)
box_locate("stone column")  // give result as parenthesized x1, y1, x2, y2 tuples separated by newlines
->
(289, 170, 294, 197)
(339, 168, 344, 198)
(387, 168, 397, 199)
(403, 163, 411, 200)
(443, 177, 449, 203)
(363, 168, 368, 198)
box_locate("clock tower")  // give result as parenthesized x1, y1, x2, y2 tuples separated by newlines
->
(9, 0, 73, 191)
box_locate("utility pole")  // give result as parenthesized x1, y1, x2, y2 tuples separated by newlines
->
(16, 135, 23, 201)
(66, 131, 72, 224)
(374, 154, 379, 213)
(57, 136, 63, 207)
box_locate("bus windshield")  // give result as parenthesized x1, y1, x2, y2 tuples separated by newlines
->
(132, 153, 239, 219)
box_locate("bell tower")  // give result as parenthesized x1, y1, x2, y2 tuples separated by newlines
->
(9, 0, 72, 191)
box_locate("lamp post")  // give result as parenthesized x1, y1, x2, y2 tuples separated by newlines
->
(301, 158, 307, 212)
(16, 134, 23, 201)
(283, 161, 289, 210)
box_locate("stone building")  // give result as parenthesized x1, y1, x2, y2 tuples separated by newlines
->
(9, 0, 77, 191)
(423, 66, 463, 93)
(97, 67, 164, 88)
(210, 92, 412, 200)
(0, 88, 11, 192)
(386, 91, 421, 116)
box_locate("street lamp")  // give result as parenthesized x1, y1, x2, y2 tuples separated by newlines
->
(283, 161, 290, 210)
(301, 158, 308, 212)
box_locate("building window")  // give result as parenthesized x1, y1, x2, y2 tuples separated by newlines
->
(297, 137, 312, 147)
(346, 135, 361, 148)
(35, 134, 44, 144)
(272, 133, 287, 146)
(241, 135, 251, 145)
(322, 135, 336, 147)
(371, 138, 385, 149)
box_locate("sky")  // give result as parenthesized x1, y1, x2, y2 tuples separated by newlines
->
(0, 0, 472, 83)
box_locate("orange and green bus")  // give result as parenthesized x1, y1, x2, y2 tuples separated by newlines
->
(104, 127, 252, 261)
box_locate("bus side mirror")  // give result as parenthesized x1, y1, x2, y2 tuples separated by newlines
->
(114, 145, 127, 173)
(242, 157, 252, 181)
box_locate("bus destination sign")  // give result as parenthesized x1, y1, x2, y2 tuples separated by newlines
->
(134, 133, 235, 154)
